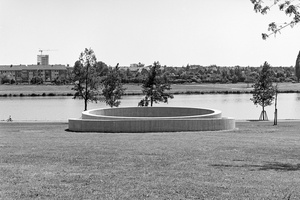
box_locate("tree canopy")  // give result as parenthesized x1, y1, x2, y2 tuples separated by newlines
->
(72, 48, 100, 111)
(102, 64, 126, 107)
(138, 61, 173, 107)
(250, 0, 300, 39)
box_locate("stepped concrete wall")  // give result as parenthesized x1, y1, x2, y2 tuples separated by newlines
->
(68, 107, 235, 133)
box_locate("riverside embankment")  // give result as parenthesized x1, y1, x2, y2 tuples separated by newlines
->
(1, 82, 300, 97)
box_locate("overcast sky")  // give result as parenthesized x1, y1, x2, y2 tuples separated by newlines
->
(0, 0, 299, 67)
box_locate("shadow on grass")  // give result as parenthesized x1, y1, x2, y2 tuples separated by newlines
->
(211, 162, 300, 171)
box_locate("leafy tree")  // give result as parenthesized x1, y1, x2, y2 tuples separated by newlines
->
(251, 61, 276, 120)
(52, 76, 68, 85)
(1, 75, 15, 84)
(295, 50, 300, 82)
(72, 48, 100, 111)
(96, 61, 109, 76)
(138, 61, 173, 107)
(245, 71, 259, 87)
(250, 0, 300, 39)
(10, 79, 16, 84)
(231, 75, 239, 83)
(102, 64, 126, 107)
(31, 76, 43, 84)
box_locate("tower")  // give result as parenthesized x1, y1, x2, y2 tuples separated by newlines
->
(37, 55, 49, 65)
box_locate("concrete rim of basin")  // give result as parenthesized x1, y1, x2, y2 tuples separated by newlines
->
(82, 106, 222, 120)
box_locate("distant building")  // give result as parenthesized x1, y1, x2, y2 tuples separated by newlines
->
(0, 64, 69, 83)
(37, 55, 49, 65)
(0, 54, 71, 84)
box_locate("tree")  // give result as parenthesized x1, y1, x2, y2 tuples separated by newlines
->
(31, 76, 43, 84)
(273, 83, 279, 125)
(102, 63, 126, 107)
(138, 61, 173, 107)
(250, 0, 300, 39)
(251, 61, 276, 120)
(1, 75, 13, 84)
(245, 71, 259, 87)
(295, 50, 300, 82)
(72, 48, 100, 111)
(96, 61, 109, 76)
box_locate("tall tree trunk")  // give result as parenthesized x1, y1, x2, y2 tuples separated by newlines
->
(84, 98, 87, 111)
(84, 64, 89, 111)
(262, 105, 265, 121)
(295, 50, 300, 83)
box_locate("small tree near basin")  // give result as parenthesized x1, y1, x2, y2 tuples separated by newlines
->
(251, 61, 276, 120)
(138, 61, 173, 107)
(102, 63, 126, 107)
(72, 48, 100, 111)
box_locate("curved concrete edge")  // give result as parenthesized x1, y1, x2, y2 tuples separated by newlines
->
(82, 107, 222, 120)
(68, 117, 235, 133)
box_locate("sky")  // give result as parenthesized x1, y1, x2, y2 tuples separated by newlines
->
(0, 0, 299, 67)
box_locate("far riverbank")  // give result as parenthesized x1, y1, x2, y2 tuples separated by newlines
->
(1, 82, 300, 97)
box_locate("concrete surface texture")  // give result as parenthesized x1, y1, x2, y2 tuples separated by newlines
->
(69, 107, 235, 133)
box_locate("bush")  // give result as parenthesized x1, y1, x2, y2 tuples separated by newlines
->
(48, 93, 56, 96)
(30, 76, 43, 85)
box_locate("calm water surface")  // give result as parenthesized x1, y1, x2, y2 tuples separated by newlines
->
(1, 93, 300, 121)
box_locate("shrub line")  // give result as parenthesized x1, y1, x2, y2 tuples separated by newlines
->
(0, 90, 299, 97)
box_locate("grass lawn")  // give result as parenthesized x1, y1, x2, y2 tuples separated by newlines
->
(0, 82, 299, 96)
(1, 121, 300, 199)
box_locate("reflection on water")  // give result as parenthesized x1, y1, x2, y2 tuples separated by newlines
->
(1, 93, 300, 121)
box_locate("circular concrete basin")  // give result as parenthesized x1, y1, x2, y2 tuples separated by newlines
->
(69, 107, 235, 132)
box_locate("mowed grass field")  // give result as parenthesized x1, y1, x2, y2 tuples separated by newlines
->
(1, 121, 300, 199)
(0, 82, 299, 95)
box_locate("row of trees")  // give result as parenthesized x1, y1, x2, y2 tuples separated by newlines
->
(71, 48, 125, 111)
(72, 48, 281, 123)
(117, 64, 298, 84)
(1, 63, 297, 86)
(72, 49, 281, 123)
(72, 48, 173, 111)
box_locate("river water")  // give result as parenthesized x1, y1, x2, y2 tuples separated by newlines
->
(1, 93, 300, 121)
